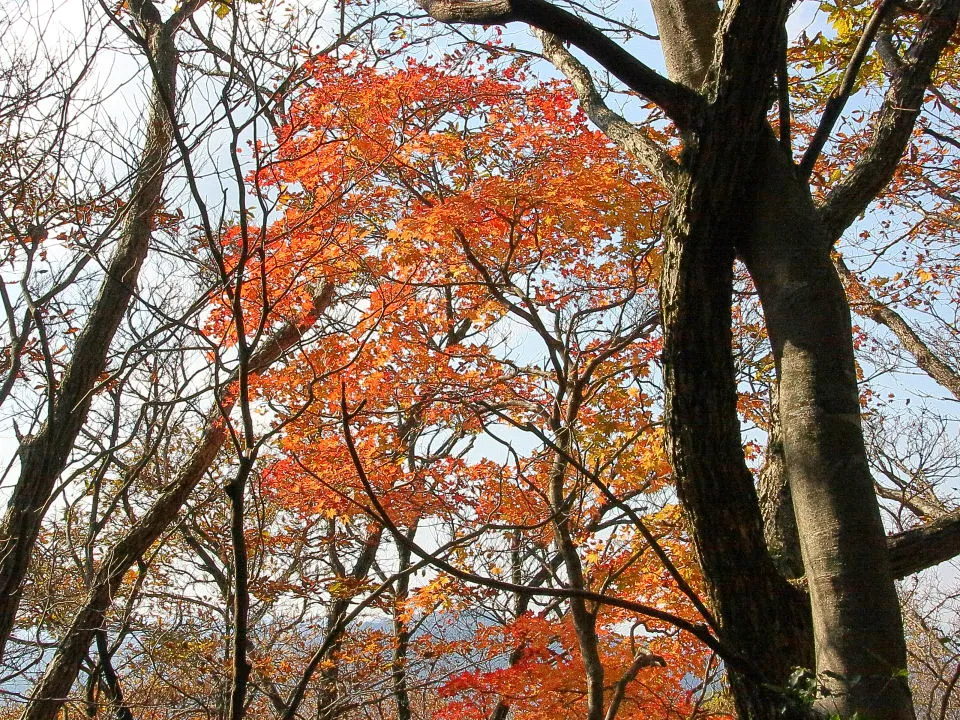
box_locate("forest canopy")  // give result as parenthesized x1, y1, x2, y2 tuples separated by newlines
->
(3, 1, 960, 719)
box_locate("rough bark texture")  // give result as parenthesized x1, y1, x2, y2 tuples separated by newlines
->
(658, 6, 817, 718)
(0, 6, 177, 664)
(418, 0, 960, 715)
(660, 127, 812, 720)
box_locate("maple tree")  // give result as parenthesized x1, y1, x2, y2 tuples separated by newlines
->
(248, 53, 721, 719)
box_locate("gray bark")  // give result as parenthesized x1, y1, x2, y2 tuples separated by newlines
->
(648, 0, 720, 90)
(643, 0, 957, 715)
(757, 388, 804, 580)
(738, 135, 913, 719)
(657, 4, 820, 720)
(888, 509, 960, 579)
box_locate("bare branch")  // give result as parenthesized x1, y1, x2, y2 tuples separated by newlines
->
(889, 510, 960, 578)
(19, 286, 337, 720)
(834, 255, 960, 400)
(819, 0, 960, 242)
(799, 0, 897, 178)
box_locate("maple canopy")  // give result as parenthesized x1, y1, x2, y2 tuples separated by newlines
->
(243, 54, 714, 719)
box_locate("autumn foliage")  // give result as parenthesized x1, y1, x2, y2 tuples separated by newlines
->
(202, 52, 725, 718)
(9, 1, 960, 718)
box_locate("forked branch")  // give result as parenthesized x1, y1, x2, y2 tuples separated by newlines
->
(819, 0, 960, 241)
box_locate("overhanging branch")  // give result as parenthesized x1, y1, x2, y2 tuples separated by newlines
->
(536, 29, 680, 186)
(889, 509, 960, 578)
(419, 0, 705, 130)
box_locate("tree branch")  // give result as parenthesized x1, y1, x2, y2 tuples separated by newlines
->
(647, 0, 720, 90)
(834, 256, 960, 400)
(888, 509, 960, 578)
(19, 286, 336, 720)
(799, 0, 896, 178)
(818, 0, 960, 242)
(337, 391, 762, 679)
(535, 29, 680, 186)
(419, 0, 704, 129)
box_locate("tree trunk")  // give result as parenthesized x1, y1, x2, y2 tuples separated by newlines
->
(737, 136, 913, 719)
(648, 0, 915, 716)
(657, 3, 820, 718)
(19, 285, 335, 720)
(757, 387, 804, 580)
(548, 426, 605, 720)
(660, 155, 812, 720)
(391, 537, 415, 720)
(19, 420, 226, 720)
(312, 527, 382, 720)
(225, 459, 254, 720)
(0, 7, 178, 662)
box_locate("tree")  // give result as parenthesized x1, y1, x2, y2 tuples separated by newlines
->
(0, 1, 401, 717)
(253, 53, 719, 720)
(7, 1, 960, 719)
(412, 0, 960, 718)
(0, 0, 201, 664)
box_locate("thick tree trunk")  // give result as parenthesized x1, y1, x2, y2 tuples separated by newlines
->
(649, 1, 914, 717)
(660, 159, 812, 720)
(657, 3, 818, 718)
(648, 0, 719, 90)
(0, 11, 178, 663)
(737, 137, 913, 719)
